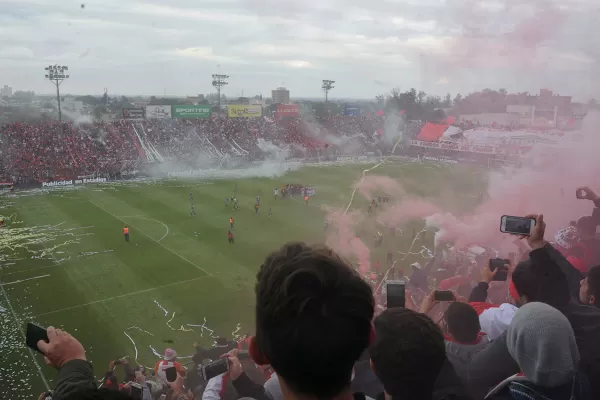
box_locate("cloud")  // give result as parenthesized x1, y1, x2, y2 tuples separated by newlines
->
(0, 0, 597, 100)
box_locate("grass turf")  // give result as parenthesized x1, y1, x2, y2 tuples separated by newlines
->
(0, 161, 486, 398)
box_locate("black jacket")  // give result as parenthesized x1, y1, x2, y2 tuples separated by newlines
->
(532, 244, 600, 397)
(445, 244, 600, 398)
(53, 359, 97, 400)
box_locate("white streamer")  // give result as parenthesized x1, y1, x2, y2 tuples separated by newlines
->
(153, 300, 169, 316)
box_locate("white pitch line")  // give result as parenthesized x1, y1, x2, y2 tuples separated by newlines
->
(118, 216, 169, 242)
(88, 200, 213, 277)
(1, 274, 50, 286)
(32, 275, 213, 318)
(0, 282, 51, 391)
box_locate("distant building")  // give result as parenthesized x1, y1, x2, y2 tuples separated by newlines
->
(1, 85, 12, 97)
(271, 87, 290, 104)
(505, 89, 572, 128)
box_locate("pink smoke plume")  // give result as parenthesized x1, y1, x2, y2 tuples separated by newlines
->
(326, 111, 600, 258)
(325, 209, 371, 274)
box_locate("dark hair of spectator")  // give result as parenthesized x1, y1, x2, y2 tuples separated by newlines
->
(369, 308, 446, 399)
(512, 259, 570, 308)
(444, 302, 481, 343)
(588, 265, 600, 303)
(255, 242, 374, 398)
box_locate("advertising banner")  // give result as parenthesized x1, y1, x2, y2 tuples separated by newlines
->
(344, 104, 360, 116)
(275, 104, 300, 119)
(172, 105, 211, 119)
(410, 140, 498, 155)
(146, 105, 172, 119)
(228, 104, 262, 118)
(122, 108, 145, 119)
(41, 177, 108, 187)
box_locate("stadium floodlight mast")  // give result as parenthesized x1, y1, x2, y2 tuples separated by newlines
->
(44, 65, 70, 122)
(212, 74, 229, 113)
(322, 79, 335, 104)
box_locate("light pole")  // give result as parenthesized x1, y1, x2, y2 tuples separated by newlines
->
(322, 79, 335, 104)
(212, 74, 229, 114)
(44, 65, 70, 122)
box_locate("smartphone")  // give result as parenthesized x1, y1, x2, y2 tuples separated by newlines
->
(26, 322, 49, 353)
(434, 290, 455, 302)
(130, 382, 143, 400)
(489, 258, 509, 282)
(202, 358, 230, 381)
(165, 366, 178, 383)
(386, 280, 406, 308)
(500, 216, 536, 236)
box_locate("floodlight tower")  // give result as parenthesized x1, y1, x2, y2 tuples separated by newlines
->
(212, 74, 229, 113)
(322, 79, 335, 104)
(44, 65, 70, 122)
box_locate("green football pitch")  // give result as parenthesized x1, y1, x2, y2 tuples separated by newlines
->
(0, 161, 485, 398)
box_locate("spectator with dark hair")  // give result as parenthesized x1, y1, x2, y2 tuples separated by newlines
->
(580, 265, 600, 308)
(444, 302, 482, 344)
(249, 242, 375, 400)
(485, 302, 590, 400)
(370, 307, 471, 400)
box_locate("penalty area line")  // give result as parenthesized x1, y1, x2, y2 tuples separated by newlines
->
(32, 274, 213, 318)
(88, 200, 212, 277)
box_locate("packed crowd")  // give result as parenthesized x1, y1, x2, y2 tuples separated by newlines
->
(0, 116, 384, 184)
(35, 187, 600, 400)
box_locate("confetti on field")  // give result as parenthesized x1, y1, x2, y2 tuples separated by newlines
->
(153, 300, 169, 316)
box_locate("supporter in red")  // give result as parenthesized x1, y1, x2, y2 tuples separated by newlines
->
(154, 348, 187, 385)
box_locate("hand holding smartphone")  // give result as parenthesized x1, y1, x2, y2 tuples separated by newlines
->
(202, 358, 230, 381)
(489, 258, 509, 282)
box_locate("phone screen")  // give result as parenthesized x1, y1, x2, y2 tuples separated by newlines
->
(386, 282, 405, 308)
(165, 366, 178, 383)
(202, 358, 230, 381)
(489, 258, 509, 282)
(501, 216, 535, 235)
(434, 290, 455, 302)
(26, 323, 49, 353)
(130, 383, 143, 400)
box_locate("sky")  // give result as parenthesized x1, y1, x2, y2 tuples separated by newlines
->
(0, 0, 598, 100)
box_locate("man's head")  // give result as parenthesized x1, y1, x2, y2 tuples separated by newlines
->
(253, 242, 374, 398)
(580, 265, 600, 307)
(164, 348, 177, 361)
(369, 308, 446, 399)
(576, 216, 596, 241)
(511, 259, 570, 308)
(506, 302, 579, 387)
(444, 302, 481, 343)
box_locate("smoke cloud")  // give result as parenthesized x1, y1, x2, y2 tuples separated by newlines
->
(325, 111, 600, 262)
